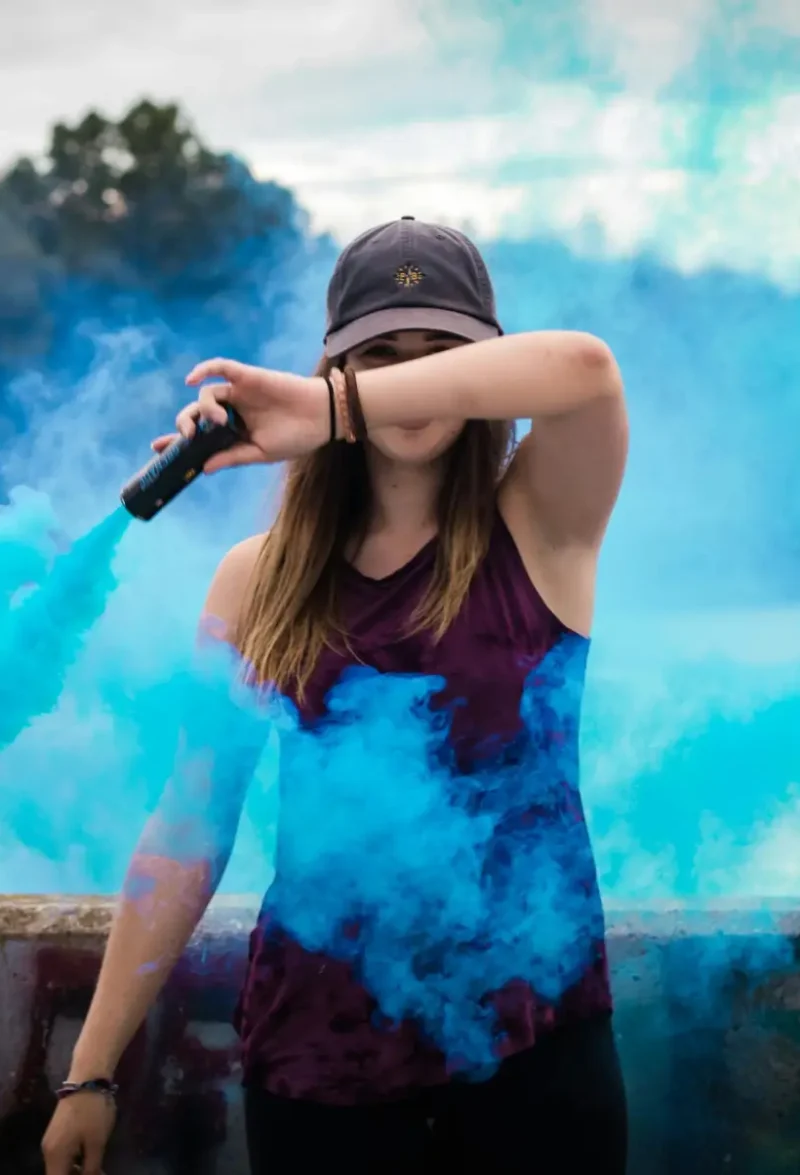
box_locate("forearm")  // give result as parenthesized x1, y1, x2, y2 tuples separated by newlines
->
(68, 655, 259, 1080)
(355, 331, 621, 427)
(67, 849, 221, 1081)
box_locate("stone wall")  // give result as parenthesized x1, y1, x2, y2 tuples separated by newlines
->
(1, 897, 799, 1174)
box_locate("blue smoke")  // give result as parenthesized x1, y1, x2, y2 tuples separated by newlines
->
(0, 252, 794, 883)
(0, 506, 130, 750)
(266, 638, 601, 1067)
(1, 181, 799, 1067)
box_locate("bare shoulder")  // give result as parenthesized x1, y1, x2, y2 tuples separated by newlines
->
(202, 533, 267, 634)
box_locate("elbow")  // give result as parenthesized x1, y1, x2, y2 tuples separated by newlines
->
(576, 334, 623, 399)
(521, 330, 622, 403)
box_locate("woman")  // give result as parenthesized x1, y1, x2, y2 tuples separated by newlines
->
(42, 217, 629, 1173)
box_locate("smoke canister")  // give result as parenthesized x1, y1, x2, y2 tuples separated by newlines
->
(121, 405, 246, 521)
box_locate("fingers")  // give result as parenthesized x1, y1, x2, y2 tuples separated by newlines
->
(202, 441, 267, 474)
(185, 358, 246, 387)
(80, 1144, 105, 1175)
(41, 1101, 113, 1175)
(175, 384, 231, 439)
(150, 434, 178, 452)
(174, 402, 200, 439)
(197, 383, 232, 428)
(41, 1139, 77, 1175)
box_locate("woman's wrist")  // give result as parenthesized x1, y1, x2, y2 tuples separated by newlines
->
(304, 375, 339, 448)
(67, 1063, 116, 1084)
(68, 1047, 117, 1084)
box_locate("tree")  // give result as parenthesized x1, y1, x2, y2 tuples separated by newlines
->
(1, 100, 308, 299)
(0, 100, 337, 478)
(0, 99, 325, 384)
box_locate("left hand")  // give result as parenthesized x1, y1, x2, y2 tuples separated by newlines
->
(157, 360, 330, 472)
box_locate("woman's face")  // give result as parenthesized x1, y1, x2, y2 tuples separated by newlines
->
(344, 330, 467, 466)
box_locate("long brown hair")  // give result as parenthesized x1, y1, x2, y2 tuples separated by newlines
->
(234, 355, 515, 698)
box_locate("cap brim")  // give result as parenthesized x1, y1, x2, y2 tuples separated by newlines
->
(324, 307, 501, 357)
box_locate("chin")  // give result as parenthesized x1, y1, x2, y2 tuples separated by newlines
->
(370, 422, 463, 465)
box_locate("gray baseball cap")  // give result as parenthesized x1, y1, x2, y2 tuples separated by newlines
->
(324, 216, 503, 357)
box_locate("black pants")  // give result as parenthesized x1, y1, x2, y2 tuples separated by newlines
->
(244, 1014, 627, 1173)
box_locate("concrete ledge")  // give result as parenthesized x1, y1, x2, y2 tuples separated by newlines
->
(5, 892, 800, 937)
(1, 896, 800, 1174)
(0, 893, 261, 941)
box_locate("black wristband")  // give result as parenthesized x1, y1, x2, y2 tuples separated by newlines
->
(56, 1078, 119, 1101)
(323, 376, 336, 443)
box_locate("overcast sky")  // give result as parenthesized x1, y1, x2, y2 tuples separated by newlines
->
(3, 0, 799, 285)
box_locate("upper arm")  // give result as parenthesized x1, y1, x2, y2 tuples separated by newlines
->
(199, 533, 267, 646)
(501, 345, 628, 550)
(142, 533, 269, 864)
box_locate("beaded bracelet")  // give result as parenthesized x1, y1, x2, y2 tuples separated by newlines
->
(56, 1078, 119, 1102)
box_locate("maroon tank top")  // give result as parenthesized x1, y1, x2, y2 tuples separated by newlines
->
(234, 512, 612, 1104)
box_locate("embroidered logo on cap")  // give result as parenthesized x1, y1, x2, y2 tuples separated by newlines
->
(394, 263, 425, 288)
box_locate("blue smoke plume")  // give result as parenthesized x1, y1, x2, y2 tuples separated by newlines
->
(0, 506, 130, 750)
(1, 176, 799, 1067)
(266, 637, 601, 1067)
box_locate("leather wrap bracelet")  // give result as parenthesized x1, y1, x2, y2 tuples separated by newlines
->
(342, 365, 368, 442)
(329, 368, 355, 443)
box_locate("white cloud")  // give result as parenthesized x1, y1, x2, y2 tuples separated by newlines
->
(739, 93, 800, 181)
(246, 84, 800, 287)
(582, 0, 719, 92)
(756, 0, 800, 35)
(293, 178, 528, 245)
(0, 0, 432, 162)
(740, 793, 800, 896)
(3, 0, 800, 286)
(695, 791, 800, 898)
(243, 88, 688, 245)
(582, 0, 800, 91)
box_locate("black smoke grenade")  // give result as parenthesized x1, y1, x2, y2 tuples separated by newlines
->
(121, 405, 246, 521)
